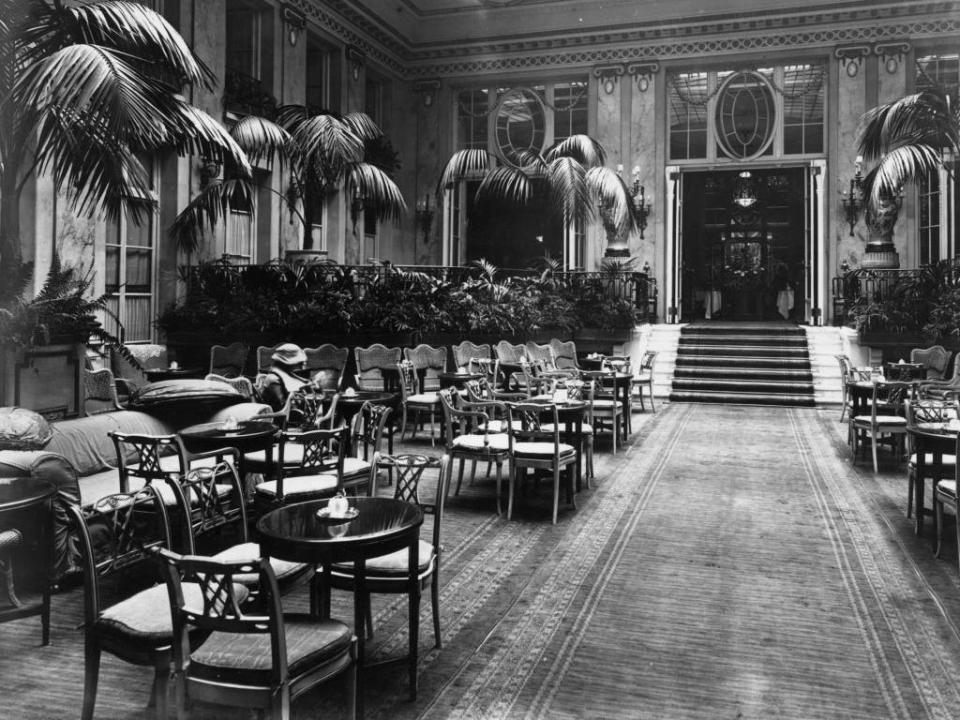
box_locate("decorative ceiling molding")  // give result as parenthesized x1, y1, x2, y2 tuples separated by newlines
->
(297, 0, 959, 80)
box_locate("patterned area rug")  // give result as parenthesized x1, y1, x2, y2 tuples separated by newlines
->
(4, 404, 960, 719)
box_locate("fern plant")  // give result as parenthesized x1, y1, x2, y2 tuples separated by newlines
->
(0, 253, 137, 367)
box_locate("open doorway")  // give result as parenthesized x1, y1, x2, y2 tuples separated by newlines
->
(681, 168, 807, 321)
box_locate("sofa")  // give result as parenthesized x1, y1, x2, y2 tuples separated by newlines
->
(0, 388, 270, 582)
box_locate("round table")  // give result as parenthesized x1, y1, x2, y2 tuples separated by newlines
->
(907, 422, 958, 537)
(530, 399, 588, 492)
(336, 390, 398, 425)
(178, 420, 278, 488)
(144, 366, 203, 382)
(581, 370, 634, 438)
(257, 496, 424, 707)
(0, 477, 56, 645)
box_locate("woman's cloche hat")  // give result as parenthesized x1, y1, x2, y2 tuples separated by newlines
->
(271, 343, 307, 366)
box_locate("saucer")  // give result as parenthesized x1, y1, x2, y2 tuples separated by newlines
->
(315, 506, 359, 523)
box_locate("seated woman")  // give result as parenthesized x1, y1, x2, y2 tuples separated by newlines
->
(256, 343, 309, 413)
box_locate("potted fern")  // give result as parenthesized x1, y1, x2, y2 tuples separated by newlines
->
(0, 254, 132, 418)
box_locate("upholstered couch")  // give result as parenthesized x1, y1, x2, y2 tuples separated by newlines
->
(0, 390, 270, 582)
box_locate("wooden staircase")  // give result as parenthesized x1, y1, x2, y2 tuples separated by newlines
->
(669, 321, 816, 406)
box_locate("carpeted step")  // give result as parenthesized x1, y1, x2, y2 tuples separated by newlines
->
(671, 377, 814, 394)
(676, 344, 810, 359)
(675, 355, 812, 369)
(679, 332, 808, 347)
(673, 366, 814, 381)
(668, 389, 817, 406)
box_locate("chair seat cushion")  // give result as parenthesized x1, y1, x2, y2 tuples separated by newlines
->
(936, 479, 957, 496)
(541, 422, 594, 435)
(512, 441, 576, 457)
(97, 582, 248, 645)
(254, 475, 338, 498)
(452, 433, 509, 452)
(478, 420, 522, 433)
(245, 444, 295, 467)
(909, 453, 957, 467)
(852, 415, 907, 426)
(189, 615, 352, 686)
(407, 393, 440, 405)
(591, 399, 622, 411)
(633, 373, 652, 383)
(331, 539, 434, 577)
(212, 543, 307, 584)
(342, 457, 371, 478)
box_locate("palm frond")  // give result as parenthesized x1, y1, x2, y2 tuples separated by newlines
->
(17, 44, 164, 142)
(230, 114, 293, 167)
(340, 112, 383, 142)
(546, 156, 589, 224)
(438, 149, 491, 190)
(860, 143, 943, 208)
(151, 98, 252, 177)
(65, 1, 216, 89)
(346, 162, 407, 222)
(293, 114, 365, 176)
(859, 89, 959, 161)
(168, 179, 254, 254)
(587, 165, 633, 232)
(545, 134, 606, 167)
(477, 166, 532, 204)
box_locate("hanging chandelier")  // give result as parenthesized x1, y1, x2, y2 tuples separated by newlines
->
(732, 170, 757, 208)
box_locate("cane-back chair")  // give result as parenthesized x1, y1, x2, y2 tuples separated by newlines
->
(209, 342, 249, 379)
(305, 344, 350, 392)
(354, 344, 402, 391)
(453, 341, 491, 370)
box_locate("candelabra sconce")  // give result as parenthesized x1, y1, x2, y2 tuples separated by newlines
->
(350, 186, 365, 231)
(642, 260, 651, 275)
(621, 165, 652, 239)
(199, 157, 222, 187)
(415, 194, 434, 242)
(840, 155, 864, 237)
(839, 259, 850, 273)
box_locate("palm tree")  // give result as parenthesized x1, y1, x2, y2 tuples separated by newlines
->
(170, 107, 407, 253)
(0, 0, 250, 285)
(437, 135, 639, 258)
(857, 86, 958, 225)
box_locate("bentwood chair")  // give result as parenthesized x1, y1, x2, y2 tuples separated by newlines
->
(505, 402, 578, 524)
(836, 354, 853, 421)
(156, 550, 356, 720)
(438, 389, 510, 514)
(209, 341, 249, 379)
(934, 435, 960, 571)
(905, 398, 958, 519)
(453, 341, 491, 370)
(322, 453, 450, 650)
(166, 462, 309, 589)
(343, 401, 392, 492)
(851, 380, 911, 473)
(549, 339, 580, 370)
(70, 486, 194, 720)
(633, 350, 658, 413)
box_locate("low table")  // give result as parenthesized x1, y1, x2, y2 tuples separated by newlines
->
(0, 476, 56, 645)
(257, 496, 424, 711)
(907, 422, 958, 537)
(439, 371, 482, 390)
(178, 420, 277, 489)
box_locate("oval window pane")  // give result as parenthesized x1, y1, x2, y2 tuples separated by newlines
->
(715, 71, 776, 159)
(495, 88, 546, 168)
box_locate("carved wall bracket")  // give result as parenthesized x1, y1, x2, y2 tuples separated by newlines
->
(834, 45, 871, 77)
(626, 61, 660, 92)
(593, 63, 626, 94)
(873, 40, 911, 74)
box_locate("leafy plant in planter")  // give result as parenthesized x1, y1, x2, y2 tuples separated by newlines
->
(0, 254, 134, 366)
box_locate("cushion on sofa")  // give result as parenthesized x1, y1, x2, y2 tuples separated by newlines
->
(0, 408, 53, 450)
(45, 411, 171, 477)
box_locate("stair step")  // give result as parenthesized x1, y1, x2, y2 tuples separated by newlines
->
(672, 377, 815, 394)
(679, 333, 808, 347)
(673, 366, 814, 381)
(676, 344, 810, 358)
(676, 355, 811, 369)
(669, 390, 817, 407)
(682, 323, 804, 336)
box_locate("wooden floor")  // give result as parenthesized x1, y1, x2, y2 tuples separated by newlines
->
(3, 404, 960, 719)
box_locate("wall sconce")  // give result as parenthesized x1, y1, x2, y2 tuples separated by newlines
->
(414, 79, 440, 108)
(283, 6, 305, 47)
(199, 157, 222, 187)
(840, 259, 851, 273)
(840, 155, 864, 237)
(350, 185, 365, 231)
(415, 194, 434, 242)
(642, 260, 651, 275)
(619, 165, 652, 239)
(347, 46, 365, 82)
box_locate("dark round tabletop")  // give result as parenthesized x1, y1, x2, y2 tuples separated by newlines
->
(257, 496, 423, 564)
(144, 367, 203, 382)
(0, 476, 56, 511)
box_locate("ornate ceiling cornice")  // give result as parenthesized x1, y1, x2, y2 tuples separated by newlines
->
(298, 0, 960, 79)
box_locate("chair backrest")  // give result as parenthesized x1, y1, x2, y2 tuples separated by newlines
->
(550, 339, 579, 369)
(278, 426, 347, 484)
(602, 355, 632, 374)
(167, 462, 248, 555)
(911, 345, 951, 380)
(256, 344, 283, 374)
(566, 379, 595, 423)
(288, 386, 339, 430)
(468, 357, 500, 388)
(110, 431, 189, 493)
(525, 342, 556, 370)
(506, 402, 561, 450)
(639, 350, 657, 373)
(205, 373, 255, 400)
(350, 401, 392, 463)
(494, 340, 526, 365)
(304, 344, 349, 392)
(453, 341, 491, 370)
(68, 486, 171, 627)
(404, 344, 447, 391)
(354, 344, 402, 391)
(111, 343, 168, 390)
(396, 359, 418, 402)
(210, 342, 248, 379)
(518, 358, 556, 398)
(83, 368, 123, 415)
(371, 453, 450, 550)
(872, 381, 911, 421)
(156, 550, 286, 687)
(438, 388, 501, 446)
